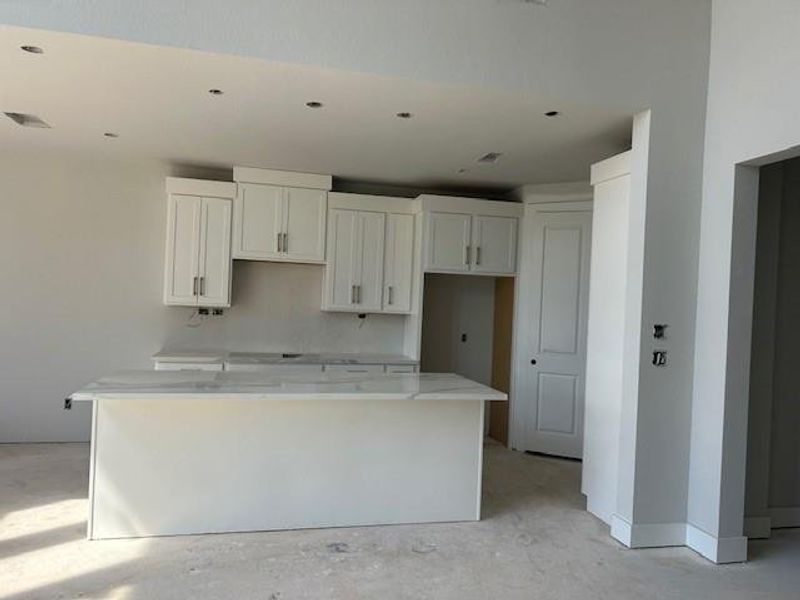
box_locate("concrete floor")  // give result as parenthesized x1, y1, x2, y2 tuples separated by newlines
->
(1, 443, 799, 600)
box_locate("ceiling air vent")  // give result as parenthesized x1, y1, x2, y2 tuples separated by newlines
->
(477, 152, 503, 164)
(4, 112, 51, 128)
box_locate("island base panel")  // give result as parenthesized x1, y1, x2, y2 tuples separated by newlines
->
(88, 398, 484, 539)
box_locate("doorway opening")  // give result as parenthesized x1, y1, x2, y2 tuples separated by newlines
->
(420, 273, 515, 443)
(744, 157, 800, 539)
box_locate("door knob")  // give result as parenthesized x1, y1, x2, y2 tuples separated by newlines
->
(530, 359, 537, 365)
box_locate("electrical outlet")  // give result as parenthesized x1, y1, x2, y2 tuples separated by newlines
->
(461, 333, 468, 342)
(652, 351, 668, 367)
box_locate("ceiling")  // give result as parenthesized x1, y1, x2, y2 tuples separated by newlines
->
(0, 26, 632, 192)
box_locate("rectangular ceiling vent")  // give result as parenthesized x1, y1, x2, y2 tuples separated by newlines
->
(4, 112, 51, 128)
(477, 152, 503, 164)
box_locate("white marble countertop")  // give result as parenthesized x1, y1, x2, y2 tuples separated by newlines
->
(152, 350, 418, 366)
(71, 371, 507, 402)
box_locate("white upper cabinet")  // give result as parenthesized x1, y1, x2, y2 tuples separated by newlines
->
(164, 194, 203, 306)
(163, 178, 235, 308)
(197, 197, 233, 306)
(324, 209, 385, 312)
(471, 215, 517, 274)
(234, 183, 283, 259)
(383, 213, 415, 313)
(420, 195, 521, 276)
(425, 212, 472, 273)
(283, 187, 327, 261)
(323, 193, 417, 314)
(232, 167, 330, 264)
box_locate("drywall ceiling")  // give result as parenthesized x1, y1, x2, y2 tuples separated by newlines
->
(1, 26, 631, 189)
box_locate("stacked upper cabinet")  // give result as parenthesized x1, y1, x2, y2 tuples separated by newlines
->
(163, 178, 235, 307)
(323, 193, 417, 314)
(421, 195, 521, 276)
(232, 167, 330, 264)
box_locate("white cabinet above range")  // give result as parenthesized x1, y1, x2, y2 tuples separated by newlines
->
(163, 178, 235, 308)
(232, 167, 330, 264)
(323, 193, 418, 314)
(420, 195, 521, 276)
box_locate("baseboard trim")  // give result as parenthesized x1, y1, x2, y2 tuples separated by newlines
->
(610, 516, 748, 563)
(610, 514, 685, 548)
(743, 515, 772, 539)
(769, 506, 800, 529)
(685, 524, 747, 564)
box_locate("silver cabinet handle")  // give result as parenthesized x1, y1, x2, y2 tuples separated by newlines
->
(200, 276, 205, 296)
(351, 284, 357, 304)
(387, 285, 394, 305)
(283, 232, 288, 253)
(193, 276, 198, 296)
(277, 232, 281, 252)
(465, 245, 471, 265)
(476, 246, 481, 266)
(356, 285, 361, 304)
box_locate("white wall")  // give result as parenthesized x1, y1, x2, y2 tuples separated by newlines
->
(0, 149, 404, 442)
(582, 154, 630, 525)
(690, 0, 800, 561)
(420, 274, 495, 387)
(2, 0, 715, 548)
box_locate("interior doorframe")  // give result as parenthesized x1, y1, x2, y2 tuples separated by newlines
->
(721, 148, 800, 541)
(509, 199, 593, 452)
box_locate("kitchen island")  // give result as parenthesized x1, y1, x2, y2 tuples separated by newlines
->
(71, 370, 506, 540)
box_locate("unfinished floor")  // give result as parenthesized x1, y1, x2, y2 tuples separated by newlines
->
(1, 442, 798, 600)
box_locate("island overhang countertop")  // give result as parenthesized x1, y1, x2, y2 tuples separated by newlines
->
(70, 371, 508, 402)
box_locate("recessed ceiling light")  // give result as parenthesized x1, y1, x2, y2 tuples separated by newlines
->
(396, 112, 413, 119)
(477, 152, 503, 164)
(104, 132, 119, 138)
(544, 110, 561, 117)
(4, 112, 51, 128)
(208, 89, 224, 96)
(305, 101, 323, 108)
(21, 45, 43, 54)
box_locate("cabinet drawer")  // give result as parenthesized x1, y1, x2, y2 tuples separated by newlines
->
(324, 364, 385, 374)
(384, 365, 417, 374)
(154, 361, 224, 372)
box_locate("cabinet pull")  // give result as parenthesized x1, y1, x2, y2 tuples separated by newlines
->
(193, 276, 198, 296)
(388, 285, 394, 305)
(465, 245, 471, 265)
(277, 233, 281, 252)
(283, 232, 288, 252)
(199, 277, 205, 296)
(351, 284, 357, 304)
(357, 285, 361, 304)
(476, 246, 481, 266)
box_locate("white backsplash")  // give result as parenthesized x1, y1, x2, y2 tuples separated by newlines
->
(163, 261, 406, 354)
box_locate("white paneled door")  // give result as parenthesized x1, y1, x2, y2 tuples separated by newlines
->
(515, 205, 592, 458)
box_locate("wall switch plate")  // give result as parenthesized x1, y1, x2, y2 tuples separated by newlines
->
(652, 350, 668, 367)
(63, 397, 72, 410)
(653, 324, 668, 339)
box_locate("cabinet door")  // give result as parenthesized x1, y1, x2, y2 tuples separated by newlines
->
(383, 213, 414, 313)
(233, 183, 283, 260)
(283, 187, 326, 262)
(425, 212, 471, 272)
(164, 194, 201, 306)
(471, 215, 517, 274)
(198, 197, 232, 307)
(356, 211, 386, 311)
(326, 209, 360, 309)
